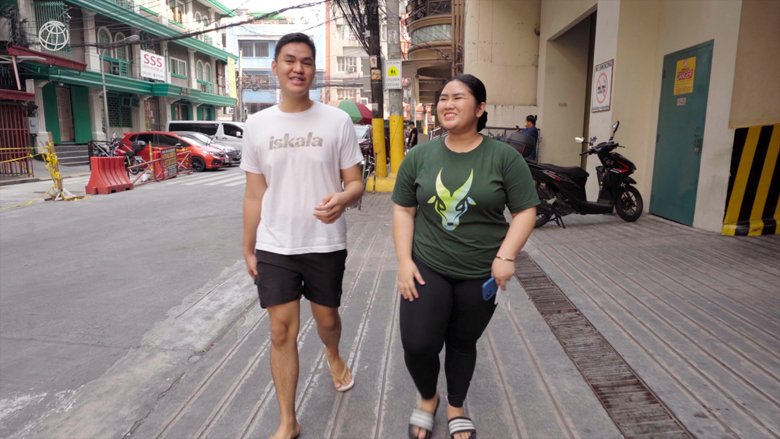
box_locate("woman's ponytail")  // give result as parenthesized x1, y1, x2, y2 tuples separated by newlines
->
(477, 111, 488, 132)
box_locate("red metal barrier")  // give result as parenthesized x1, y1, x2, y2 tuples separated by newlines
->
(153, 147, 178, 181)
(177, 150, 192, 174)
(85, 156, 134, 194)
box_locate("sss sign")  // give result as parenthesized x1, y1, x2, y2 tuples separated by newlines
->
(141, 50, 166, 81)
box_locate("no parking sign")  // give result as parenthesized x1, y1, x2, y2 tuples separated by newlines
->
(591, 59, 613, 113)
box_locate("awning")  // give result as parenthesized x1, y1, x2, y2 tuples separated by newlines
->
(0, 89, 35, 101)
(7, 45, 86, 71)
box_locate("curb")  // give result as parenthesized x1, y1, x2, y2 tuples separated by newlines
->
(0, 172, 92, 188)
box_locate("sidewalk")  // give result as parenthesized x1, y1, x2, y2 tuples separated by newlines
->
(0, 157, 91, 187)
(14, 193, 780, 438)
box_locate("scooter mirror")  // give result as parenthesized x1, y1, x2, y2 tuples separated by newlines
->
(612, 121, 620, 134)
(575, 137, 585, 144)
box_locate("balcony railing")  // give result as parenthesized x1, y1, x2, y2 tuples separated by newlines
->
(407, 0, 451, 25)
(110, 0, 135, 10)
(102, 55, 131, 77)
(197, 80, 214, 94)
(0, 65, 18, 90)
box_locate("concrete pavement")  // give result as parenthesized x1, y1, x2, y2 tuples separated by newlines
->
(2, 191, 779, 438)
(0, 157, 91, 187)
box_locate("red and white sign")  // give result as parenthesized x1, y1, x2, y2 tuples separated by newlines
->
(140, 50, 166, 81)
(591, 59, 613, 113)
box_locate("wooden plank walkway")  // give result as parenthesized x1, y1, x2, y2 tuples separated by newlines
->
(24, 193, 778, 438)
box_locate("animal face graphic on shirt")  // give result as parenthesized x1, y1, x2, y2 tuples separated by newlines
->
(427, 169, 476, 231)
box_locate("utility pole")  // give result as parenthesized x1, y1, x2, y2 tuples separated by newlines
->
(366, 2, 386, 177)
(386, 0, 403, 174)
(236, 47, 244, 122)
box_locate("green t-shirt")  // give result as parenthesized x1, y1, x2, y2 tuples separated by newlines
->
(392, 135, 539, 279)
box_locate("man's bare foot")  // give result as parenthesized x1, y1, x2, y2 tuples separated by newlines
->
(269, 421, 300, 439)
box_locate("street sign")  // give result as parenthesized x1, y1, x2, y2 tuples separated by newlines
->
(385, 59, 402, 90)
(591, 59, 613, 112)
(141, 50, 166, 81)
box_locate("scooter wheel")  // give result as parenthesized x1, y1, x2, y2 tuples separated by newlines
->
(615, 186, 643, 222)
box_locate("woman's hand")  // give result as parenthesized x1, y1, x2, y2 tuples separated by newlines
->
(397, 259, 425, 301)
(491, 257, 515, 291)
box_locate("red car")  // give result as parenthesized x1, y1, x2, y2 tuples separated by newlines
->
(119, 131, 226, 171)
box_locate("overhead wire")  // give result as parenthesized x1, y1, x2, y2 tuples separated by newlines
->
(61, 1, 326, 50)
(37, 0, 310, 44)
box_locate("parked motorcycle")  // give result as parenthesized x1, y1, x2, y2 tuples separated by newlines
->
(114, 138, 147, 175)
(529, 121, 643, 228)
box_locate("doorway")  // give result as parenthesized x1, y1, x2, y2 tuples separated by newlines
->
(56, 86, 74, 142)
(650, 41, 713, 225)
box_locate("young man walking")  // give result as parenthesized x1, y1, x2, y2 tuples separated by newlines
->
(241, 33, 364, 439)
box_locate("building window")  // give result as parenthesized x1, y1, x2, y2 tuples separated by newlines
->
(204, 64, 212, 83)
(172, 102, 189, 120)
(114, 32, 128, 61)
(337, 88, 358, 101)
(196, 60, 203, 80)
(107, 93, 133, 127)
(169, 57, 187, 77)
(411, 24, 451, 45)
(140, 31, 158, 53)
(243, 73, 272, 90)
(97, 27, 112, 56)
(337, 25, 356, 41)
(170, 0, 185, 23)
(337, 56, 357, 73)
(239, 40, 271, 58)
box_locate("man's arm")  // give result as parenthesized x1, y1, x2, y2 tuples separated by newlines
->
(243, 171, 268, 279)
(312, 164, 363, 224)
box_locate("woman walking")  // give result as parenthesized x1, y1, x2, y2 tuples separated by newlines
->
(392, 74, 538, 439)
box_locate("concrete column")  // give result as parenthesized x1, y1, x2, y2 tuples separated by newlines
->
(17, 0, 34, 27)
(161, 41, 171, 83)
(87, 88, 106, 141)
(137, 96, 151, 131)
(131, 29, 142, 78)
(208, 9, 216, 47)
(192, 103, 201, 120)
(82, 10, 100, 72)
(160, 0, 169, 24)
(27, 79, 49, 149)
(160, 97, 172, 126)
(185, 0, 192, 28)
(188, 48, 196, 89)
(210, 57, 217, 93)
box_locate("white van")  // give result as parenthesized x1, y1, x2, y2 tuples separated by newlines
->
(166, 120, 245, 149)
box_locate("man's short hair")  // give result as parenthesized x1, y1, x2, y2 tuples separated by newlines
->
(274, 32, 316, 61)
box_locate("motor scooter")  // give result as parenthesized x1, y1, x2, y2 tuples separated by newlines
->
(528, 121, 643, 228)
(115, 139, 147, 175)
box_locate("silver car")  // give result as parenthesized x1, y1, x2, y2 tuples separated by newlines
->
(173, 131, 241, 166)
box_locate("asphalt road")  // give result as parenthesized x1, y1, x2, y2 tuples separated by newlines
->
(0, 167, 250, 437)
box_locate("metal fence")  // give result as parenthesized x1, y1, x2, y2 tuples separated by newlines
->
(0, 104, 33, 177)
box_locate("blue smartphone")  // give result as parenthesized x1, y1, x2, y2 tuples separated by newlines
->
(482, 277, 498, 301)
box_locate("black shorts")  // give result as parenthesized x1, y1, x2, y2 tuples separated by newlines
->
(255, 249, 347, 309)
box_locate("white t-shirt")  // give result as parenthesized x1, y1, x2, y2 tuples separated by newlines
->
(240, 101, 363, 255)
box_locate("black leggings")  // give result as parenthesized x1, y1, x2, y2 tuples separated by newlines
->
(399, 257, 497, 408)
